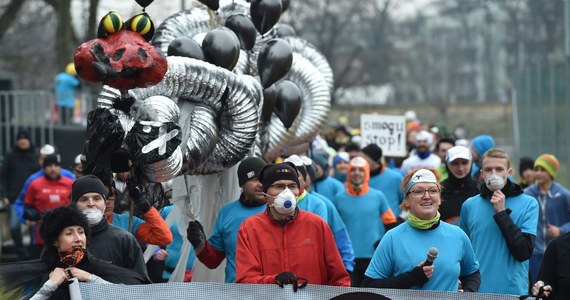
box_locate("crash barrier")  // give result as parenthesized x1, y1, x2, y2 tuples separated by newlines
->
(76, 282, 521, 300)
(0, 90, 96, 158)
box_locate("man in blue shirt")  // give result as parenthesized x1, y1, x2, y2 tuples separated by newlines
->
(186, 156, 267, 282)
(310, 151, 345, 202)
(460, 148, 538, 295)
(360, 144, 405, 220)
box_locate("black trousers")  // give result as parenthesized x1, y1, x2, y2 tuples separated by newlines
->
(350, 258, 371, 287)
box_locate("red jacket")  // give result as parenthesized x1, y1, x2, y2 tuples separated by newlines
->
(25, 176, 73, 244)
(236, 209, 350, 286)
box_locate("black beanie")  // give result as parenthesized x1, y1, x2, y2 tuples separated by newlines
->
(519, 157, 535, 177)
(71, 175, 108, 202)
(361, 144, 383, 162)
(306, 163, 317, 182)
(16, 129, 31, 141)
(237, 157, 267, 186)
(43, 154, 61, 168)
(258, 162, 300, 193)
(40, 205, 90, 246)
(344, 142, 361, 153)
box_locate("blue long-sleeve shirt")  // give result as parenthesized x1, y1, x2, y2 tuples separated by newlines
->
(524, 182, 570, 255)
(311, 191, 355, 272)
(15, 168, 75, 223)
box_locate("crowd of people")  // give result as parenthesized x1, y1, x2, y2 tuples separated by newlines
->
(1, 120, 569, 299)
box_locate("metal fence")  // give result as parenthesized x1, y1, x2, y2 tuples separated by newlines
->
(0, 90, 96, 161)
(515, 58, 570, 186)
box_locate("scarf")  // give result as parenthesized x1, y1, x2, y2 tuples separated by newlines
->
(59, 246, 85, 268)
(417, 150, 432, 160)
(408, 211, 440, 230)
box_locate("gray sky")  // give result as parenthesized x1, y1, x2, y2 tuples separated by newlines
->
(92, 0, 437, 25)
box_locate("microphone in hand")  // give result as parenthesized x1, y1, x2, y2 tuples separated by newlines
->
(424, 247, 438, 266)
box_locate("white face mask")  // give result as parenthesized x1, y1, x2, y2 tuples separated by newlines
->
(485, 174, 505, 192)
(269, 188, 297, 215)
(83, 207, 104, 226)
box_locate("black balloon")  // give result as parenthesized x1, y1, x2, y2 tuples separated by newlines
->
(202, 28, 240, 70)
(274, 80, 301, 129)
(274, 23, 296, 37)
(261, 85, 277, 122)
(281, 0, 290, 12)
(220, 27, 241, 51)
(167, 37, 205, 61)
(250, 0, 282, 35)
(135, 0, 154, 7)
(257, 38, 293, 88)
(198, 0, 219, 10)
(225, 15, 257, 50)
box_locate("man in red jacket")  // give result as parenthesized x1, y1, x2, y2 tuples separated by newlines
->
(236, 162, 350, 289)
(23, 154, 74, 257)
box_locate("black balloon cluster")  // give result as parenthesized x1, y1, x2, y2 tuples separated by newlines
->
(163, 0, 302, 130)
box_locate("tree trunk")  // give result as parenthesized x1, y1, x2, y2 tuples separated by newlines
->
(53, 0, 74, 69)
(0, 0, 26, 43)
(87, 0, 100, 40)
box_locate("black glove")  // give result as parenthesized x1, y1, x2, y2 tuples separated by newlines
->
(186, 220, 206, 249)
(275, 272, 308, 292)
(128, 180, 151, 214)
(23, 205, 40, 221)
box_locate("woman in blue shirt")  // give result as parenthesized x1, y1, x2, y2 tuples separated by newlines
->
(363, 168, 480, 292)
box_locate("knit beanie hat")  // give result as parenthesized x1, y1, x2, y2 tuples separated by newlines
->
(258, 162, 299, 193)
(518, 157, 535, 177)
(344, 142, 361, 153)
(40, 205, 90, 247)
(471, 135, 495, 157)
(237, 157, 267, 186)
(312, 151, 329, 173)
(333, 152, 350, 167)
(16, 129, 31, 141)
(534, 154, 559, 179)
(43, 154, 61, 168)
(71, 175, 108, 202)
(361, 144, 383, 162)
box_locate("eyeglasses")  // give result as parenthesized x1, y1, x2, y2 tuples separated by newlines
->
(269, 183, 299, 190)
(408, 188, 440, 198)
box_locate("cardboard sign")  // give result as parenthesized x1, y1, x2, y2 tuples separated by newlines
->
(360, 114, 407, 157)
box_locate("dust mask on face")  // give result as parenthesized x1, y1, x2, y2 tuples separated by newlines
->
(485, 174, 505, 192)
(83, 207, 104, 226)
(268, 188, 297, 215)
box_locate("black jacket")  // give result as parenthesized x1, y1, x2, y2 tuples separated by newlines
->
(538, 232, 570, 299)
(0, 146, 39, 202)
(439, 169, 480, 224)
(88, 218, 150, 279)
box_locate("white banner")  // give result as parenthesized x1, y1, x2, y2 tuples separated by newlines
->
(360, 114, 407, 157)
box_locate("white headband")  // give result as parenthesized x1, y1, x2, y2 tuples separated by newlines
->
(405, 169, 437, 194)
